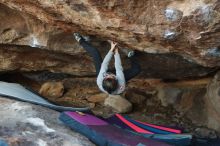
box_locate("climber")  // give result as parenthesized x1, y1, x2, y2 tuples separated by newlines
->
(73, 33, 141, 95)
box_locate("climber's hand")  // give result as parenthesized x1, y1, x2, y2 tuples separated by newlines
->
(109, 40, 117, 52)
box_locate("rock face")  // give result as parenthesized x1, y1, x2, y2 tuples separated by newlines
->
(39, 81, 64, 98)
(157, 87, 182, 107)
(0, 43, 217, 79)
(0, 0, 220, 67)
(195, 127, 217, 139)
(0, 3, 218, 79)
(0, 0, 220, 137)
(0, 44, 94, 76)
(206, 71, 220, 132)
(104, 95, 132, 113)
(0, 97, 94, 146)
(87, 93, 108, 103)
(0, 3, 56, 47)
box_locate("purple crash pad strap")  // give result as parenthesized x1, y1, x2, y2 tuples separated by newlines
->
(65, 111, 108, 126)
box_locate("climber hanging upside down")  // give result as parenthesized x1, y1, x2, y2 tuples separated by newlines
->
(74, 33, 141, 95)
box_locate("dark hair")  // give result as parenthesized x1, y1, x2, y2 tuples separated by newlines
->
(102, 77, 118, 94)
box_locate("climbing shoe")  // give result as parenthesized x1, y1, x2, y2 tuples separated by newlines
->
(121, 48, 135, 57)
(73, 33, 90, 42)
(128, 50, 135, 57)
(73, 33, 82, 42)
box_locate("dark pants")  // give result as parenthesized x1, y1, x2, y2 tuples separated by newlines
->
(79, 39, 141, 82)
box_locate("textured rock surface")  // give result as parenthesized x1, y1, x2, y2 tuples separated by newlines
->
(0, 97, 94, 146)
(104, 95, 132, 113)
(87, 93, 108, 103)
(0, 0, 220, 137)
(0, 44, 94, 76)
(206, 71, 220, 132)
(157, 86, 182, 106)
(0, 3, 218, 79)
(39, 81, 64, 98)
(0, 44, 217, 79)
(195, 127, 217, 139)
(0, 0, 220, 67)
(0, 3, 57, 47)
(1, 72, 220, 136)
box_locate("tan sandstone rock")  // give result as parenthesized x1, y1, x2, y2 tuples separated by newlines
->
(1, 0, 220, 67)
(39, 81, 64, 98)
(104, 95, 132, 113)
(87, 93, 108, 103)
(0, 97, 94, 146)
(206, 71, 220, 132)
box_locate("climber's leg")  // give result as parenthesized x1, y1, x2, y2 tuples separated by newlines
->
(123, 51, 141, 82)
(74, 33, 102, 75)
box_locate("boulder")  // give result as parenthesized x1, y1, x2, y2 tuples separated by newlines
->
(0, 0, 220, 136)
(194, 127, 217, 139)
(39, 81, 64, 98)
(206, 71, 220, 132)
(125, 90, 147, 105)
(157, 86, 183, 107)
(104, 95, 132, 113)
(0, 97, 94, 146)
(87, 93, 108, 103)
(0, 44, 94, 76)
(1, 0, 220, 67)
(0, 4, 217, 79)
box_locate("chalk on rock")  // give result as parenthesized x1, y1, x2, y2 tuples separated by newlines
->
(164, 29, 176, 40)
(200, 47, 220, 57)
(195, 5, 213, 25)
(164, 8, 183, 22)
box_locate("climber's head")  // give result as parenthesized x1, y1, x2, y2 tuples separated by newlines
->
(102, 74, 118, 94)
